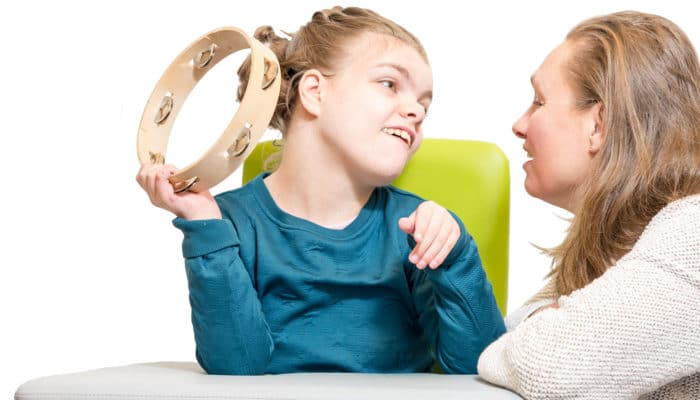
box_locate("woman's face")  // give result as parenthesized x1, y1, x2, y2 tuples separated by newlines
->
(512, 40, 601, 211)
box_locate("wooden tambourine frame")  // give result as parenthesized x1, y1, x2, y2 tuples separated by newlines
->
(137, 27, 281, 192)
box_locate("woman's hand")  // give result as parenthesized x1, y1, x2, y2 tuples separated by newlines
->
(399, 201, 461, 270)
(136, 163, 222, 220)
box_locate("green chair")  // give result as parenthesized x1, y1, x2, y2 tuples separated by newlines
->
(243, 138, 509, 315)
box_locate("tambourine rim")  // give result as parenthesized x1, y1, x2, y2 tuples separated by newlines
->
(136, 26, 281, 192)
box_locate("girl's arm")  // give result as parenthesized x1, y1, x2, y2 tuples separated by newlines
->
(174, 218, 274, 375)
(409, 220, 506, 374)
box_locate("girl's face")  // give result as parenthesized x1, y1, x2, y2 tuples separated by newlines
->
(317, 33, 433, 187)
(512, 41, 600, 211)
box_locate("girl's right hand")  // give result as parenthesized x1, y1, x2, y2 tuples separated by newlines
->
(136, 163, 222, 220)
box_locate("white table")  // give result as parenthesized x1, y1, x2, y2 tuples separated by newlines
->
(15, 362, 523, 400)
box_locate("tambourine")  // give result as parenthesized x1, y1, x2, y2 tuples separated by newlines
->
(137, 27, 281, 193)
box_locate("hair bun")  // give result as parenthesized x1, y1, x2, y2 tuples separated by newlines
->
(253, 26, 275, 43)
(252, 25, 290, 66)
(312, 6, 348, 23)
(254, 26, 285, 46)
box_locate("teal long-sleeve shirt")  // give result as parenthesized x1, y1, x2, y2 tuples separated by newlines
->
(173, 174, 505, 375)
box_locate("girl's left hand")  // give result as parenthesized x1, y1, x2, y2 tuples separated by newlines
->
(398, 201, 461, 270)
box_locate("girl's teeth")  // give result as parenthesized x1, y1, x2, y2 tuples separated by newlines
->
(382, 128, 412, 146)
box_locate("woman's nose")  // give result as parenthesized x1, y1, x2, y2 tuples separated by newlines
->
(512, 113, 527, 139)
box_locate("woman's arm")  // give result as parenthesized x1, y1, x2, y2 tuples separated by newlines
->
(478, 200, 700, 399)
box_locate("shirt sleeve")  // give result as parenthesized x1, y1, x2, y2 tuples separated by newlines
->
(477, 201, 700, 399)
(503, 298, 554, 332)
(173, 217, 274, 375)
(408, 219, 506, 374)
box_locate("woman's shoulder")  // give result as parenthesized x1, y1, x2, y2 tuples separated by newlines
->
(628, 194, 700, 272)
(654, 193, 700, 217)
(638, 194, 700, 242)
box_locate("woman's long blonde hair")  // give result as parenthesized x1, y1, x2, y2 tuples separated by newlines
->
(548, 11, 700, 296)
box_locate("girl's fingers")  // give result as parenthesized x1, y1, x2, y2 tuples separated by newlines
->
(428, 228, 460, 269)
(422, 222, 452, 269)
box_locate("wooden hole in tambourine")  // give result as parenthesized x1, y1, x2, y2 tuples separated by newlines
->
(166, 50, 249, 178)
(136, 27, 282, 193)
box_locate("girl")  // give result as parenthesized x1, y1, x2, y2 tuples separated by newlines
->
(138, 6, 504, 375)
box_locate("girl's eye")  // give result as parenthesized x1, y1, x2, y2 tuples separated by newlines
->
(381, 80, 396, 90)
(532, 95, 544, 107)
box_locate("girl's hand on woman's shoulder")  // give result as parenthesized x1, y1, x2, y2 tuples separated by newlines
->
(399, 201, 461, 270)
(136, 163, 221, 220)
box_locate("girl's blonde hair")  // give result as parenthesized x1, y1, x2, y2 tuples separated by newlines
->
(237, 6, 426, 134)
(547, 11, 700, 296)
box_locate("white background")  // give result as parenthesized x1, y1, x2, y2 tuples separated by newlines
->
(3, 0, 696, 395)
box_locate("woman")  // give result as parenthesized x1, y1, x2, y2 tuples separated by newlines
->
(478, 11, 700, 399)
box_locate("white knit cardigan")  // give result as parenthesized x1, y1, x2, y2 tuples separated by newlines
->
(478, 194, 700, 399)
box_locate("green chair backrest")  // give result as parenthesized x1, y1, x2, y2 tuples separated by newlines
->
(242, 138, 509, 315)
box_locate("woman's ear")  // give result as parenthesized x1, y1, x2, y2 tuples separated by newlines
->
(297, 69, 325, 117)
(588, 102, 605, 154)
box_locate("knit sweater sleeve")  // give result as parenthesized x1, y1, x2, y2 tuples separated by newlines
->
(410, 218, 506, 374)
(477, 196, 700, 400)
(173, 217, 274, 375)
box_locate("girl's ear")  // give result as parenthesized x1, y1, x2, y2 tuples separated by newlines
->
(588, 102, 605, 154)
(297, 69, 325, 117)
